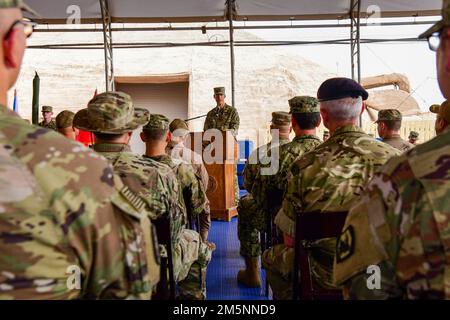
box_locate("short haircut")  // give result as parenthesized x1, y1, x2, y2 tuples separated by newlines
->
(142, 128, 168, 141)
(93, 132, 124, 141)
(320, 96, 362, 121)
(292, 112, 321, 130)
(379, 120, 402, 131)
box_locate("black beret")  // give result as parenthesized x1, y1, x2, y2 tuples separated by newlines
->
(317, 77, 369, 102)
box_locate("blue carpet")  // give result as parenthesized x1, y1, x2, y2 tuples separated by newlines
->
(206, 217, 270, 300)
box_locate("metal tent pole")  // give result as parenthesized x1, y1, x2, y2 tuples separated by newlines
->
(227, 0, 236, 107)
(350, 0, 362, 125)
(100, 0, 115, 92)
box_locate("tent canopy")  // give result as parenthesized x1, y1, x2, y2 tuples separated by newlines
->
(27, 0, 442, 24)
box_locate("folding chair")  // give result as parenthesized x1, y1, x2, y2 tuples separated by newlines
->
(152, 214, 176, 300)
(292, 210, 348, 300)
(261, 188, 284, 297)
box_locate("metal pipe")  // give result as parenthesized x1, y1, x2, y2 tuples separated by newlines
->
(228, 0, 236, 108)
(33, 20, 439, 33)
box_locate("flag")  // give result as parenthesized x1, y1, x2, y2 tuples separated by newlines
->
(76, 88, 98, 147)
(12, 89, 18, 113)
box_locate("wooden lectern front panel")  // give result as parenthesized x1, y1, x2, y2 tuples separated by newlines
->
(187, 131, 238, 221)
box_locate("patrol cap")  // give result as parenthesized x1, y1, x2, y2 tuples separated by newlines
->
(143, 114, 170, 131)
(271, 111, 291, 126)
(376, 109, 402, 122)
(317, 77, 369, 102)
(0, 0, 39, 17)
(214, 87, 225, 95)
(55, 110, 75, 129)
(419, 0, 450, 39)
(430, 100, 450, 123)
(73, 91, 149, 134)
(323, 130, 329, 134)
(409, 131, 419, 139)
(288, 96, 320, 114)
(41, 105, 53, 113)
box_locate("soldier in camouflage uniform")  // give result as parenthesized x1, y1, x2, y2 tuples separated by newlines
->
(38, 105, 57, 131)
(140, 114, 214, 300)
(203, 87, 240, 205)
(0, 1, 158, 299)
(166, 118, 211, 242)
(203, 87, 240, 137)
(376, 109, 414, 152)
(430, 100, 450, 135)
(55, 110, 78, 140)
(262, 78, 400, 300)
(408, 131, 419, 144)
(323, 130, 330, 141)
(237, 111, 292, 287)
(334, 0, 450, 299)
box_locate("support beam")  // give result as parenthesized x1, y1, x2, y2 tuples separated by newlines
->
(227, 0, 236, 107)
(350, 0, 361, 83)
(100, 0, 115, 91)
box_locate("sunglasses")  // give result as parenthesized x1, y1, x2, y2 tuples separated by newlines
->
(4, 18, 37, 40)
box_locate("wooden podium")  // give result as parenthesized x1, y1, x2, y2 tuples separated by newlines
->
(188, 130, 238, 221)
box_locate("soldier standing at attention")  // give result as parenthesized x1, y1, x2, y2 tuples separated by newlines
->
(38, 105, 57, 131)
(262, 78, 400, 300)
(140, 114, 214, 300)
(236, 111, 292, 287)
(334, 0, 450, 299)
(376, 109, 414, 152)
(0, 1, 156, 299)
(408, 130, 419, 144)
(55, 110, 78, 140)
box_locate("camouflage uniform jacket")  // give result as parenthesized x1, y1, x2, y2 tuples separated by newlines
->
(166, 141, 209, 191)
(382, 135, 414, 152)
(334, 126, 450, 299)
(38, 119, 57, 131)
(203, 104, 240, 137)
(275, 125, 401, 288)
(146, 154, 208, 221)
(252, 135, 322, 211)
(242, 137, 290, 193)
(93, 143, 185, 246)
(0, 106, 154, 299)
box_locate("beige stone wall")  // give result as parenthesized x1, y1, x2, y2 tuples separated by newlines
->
(8, 29, 335, 144)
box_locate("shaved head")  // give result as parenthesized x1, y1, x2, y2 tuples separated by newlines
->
(0, 8, 22, 35)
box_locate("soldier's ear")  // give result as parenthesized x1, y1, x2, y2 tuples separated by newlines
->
(140, 131, 146, 142)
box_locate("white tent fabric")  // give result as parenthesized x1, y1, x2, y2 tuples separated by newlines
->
(27, 0, 442, 24)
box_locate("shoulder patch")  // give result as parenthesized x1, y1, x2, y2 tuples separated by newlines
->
(336, 225, 355, 263)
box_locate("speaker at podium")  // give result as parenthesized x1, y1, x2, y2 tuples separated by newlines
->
(187, 130, 238, 222)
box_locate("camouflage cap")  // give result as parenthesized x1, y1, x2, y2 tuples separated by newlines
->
(143, 114, 170, 131)
(419, 0, 450, 39)
(0, 0, 39, 16)
(73, 91, 149, 134)
(214, 87, 225, 95)
(430, 100, 450, 123)
(409, 131, 419, 138)
(323, 130, 330, 135)
(41, 105, 53, 113)
(55, 110, 75, 129)
(288, 96, 320, 114)
(376, 109, 402, 122)
(271, 111, 291, 126)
